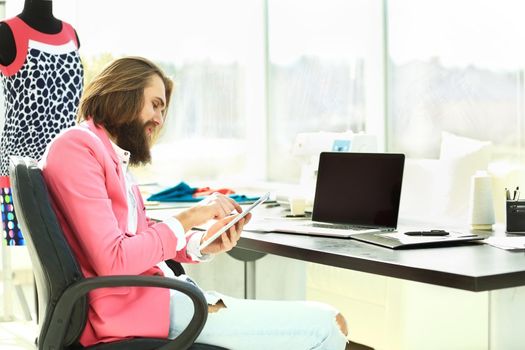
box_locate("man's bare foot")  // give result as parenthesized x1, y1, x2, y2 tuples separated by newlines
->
(336, 313, 348, 336)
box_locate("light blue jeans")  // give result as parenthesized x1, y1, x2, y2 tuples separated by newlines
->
(168, 277, 348, 350)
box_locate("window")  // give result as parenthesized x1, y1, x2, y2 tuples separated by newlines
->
(387, 0, 525, 162)
(17, 1, 525, 184)
(44, 0, 266, 181)
(4, 0, 384, 183)
(267, 0, 382, 182)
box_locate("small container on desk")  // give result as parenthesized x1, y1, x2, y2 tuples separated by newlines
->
(506, 200, 525, 233)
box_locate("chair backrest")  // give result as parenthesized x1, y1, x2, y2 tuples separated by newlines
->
(9, 156, 87, 347)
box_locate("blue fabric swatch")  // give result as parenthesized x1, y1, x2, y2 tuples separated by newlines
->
(147, 181, 259, 203)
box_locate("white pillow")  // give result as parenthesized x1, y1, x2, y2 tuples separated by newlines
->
(400, 133, 492, 224)
(439, 132, 492, 223)
(440, 131, 491, 163)
(399, 158, 448, 222)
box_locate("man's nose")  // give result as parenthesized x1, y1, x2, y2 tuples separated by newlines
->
(153, 114, 164, 127)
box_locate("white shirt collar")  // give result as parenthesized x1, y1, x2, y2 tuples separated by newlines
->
(109, 140, 131, 172)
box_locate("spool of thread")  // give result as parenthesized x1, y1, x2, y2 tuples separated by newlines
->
(469, 170, 495, 230)
(289, 196, 306, 216)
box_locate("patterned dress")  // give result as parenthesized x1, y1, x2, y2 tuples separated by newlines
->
(0, 16, 83, 245)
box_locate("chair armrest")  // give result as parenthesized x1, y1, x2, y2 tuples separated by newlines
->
(44, 275, 207, 350)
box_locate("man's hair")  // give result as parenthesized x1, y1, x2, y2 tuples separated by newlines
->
(77, 56, 173, 136)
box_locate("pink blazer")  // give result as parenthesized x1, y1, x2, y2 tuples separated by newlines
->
(41, 120, 197, 346)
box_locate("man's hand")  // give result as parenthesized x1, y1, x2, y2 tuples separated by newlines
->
(197, 192, 242, 219)
(200, 212, 252, 255)
(175, 193, 242, 232)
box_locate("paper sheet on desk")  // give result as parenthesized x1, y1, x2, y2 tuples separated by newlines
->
(381, 231, 477, 244)
(484, 237, 525, 251)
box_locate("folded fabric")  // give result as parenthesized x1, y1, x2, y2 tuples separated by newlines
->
(147, 181, 260, 203)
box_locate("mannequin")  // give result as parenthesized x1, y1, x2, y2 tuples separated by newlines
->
(0, 0, 83, 245)
(0, 0, 79, 65)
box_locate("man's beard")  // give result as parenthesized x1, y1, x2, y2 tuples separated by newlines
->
(114, 119, 155, 166)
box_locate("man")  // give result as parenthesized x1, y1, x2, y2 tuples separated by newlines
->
(41, 57, 348, 349)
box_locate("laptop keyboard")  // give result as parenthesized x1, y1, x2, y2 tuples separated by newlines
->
(308, 223, 371, 231)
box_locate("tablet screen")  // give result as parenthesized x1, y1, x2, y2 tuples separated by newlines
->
(199, 192, 271, 251)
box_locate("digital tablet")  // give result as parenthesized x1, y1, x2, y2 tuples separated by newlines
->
(199, 192, 271, 251)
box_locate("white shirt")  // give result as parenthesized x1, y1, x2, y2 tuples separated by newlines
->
(109, 141, 211, 282)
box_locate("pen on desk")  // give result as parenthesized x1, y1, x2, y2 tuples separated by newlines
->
(506, 188, 511, 200)
(513, 186, 520, 201)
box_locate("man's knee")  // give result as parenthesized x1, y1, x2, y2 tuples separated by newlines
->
(208, 299, 227, 314)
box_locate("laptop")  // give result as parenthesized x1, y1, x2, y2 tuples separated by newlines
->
(246, 152, 405, 238)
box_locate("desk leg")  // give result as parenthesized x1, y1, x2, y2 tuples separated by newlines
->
(228, 248, 265, 300)
(488, 291, 492, 350)
(489, 286, 525, 350)
(244, 261, 256, 299)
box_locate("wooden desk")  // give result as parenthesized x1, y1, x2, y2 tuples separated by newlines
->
(149, 203, 525, 292)
(231, 227, 525, 350)
(236, 230, 525, 292)
(149, 204, 525, 349)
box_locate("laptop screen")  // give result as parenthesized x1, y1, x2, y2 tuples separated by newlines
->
(312, 152, 405, 228)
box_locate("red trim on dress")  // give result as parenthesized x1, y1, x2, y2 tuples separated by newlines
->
(0, 16, 79, 77)
(0, 176, 10, 187)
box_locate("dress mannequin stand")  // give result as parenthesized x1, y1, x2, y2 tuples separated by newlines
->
(0, 0, 83, 245)
(0, 0, 83, 321)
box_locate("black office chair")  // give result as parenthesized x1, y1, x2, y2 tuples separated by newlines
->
(9, 156, 227, 350)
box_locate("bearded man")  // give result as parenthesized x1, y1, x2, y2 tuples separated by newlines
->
(41, 56, 348, 350)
